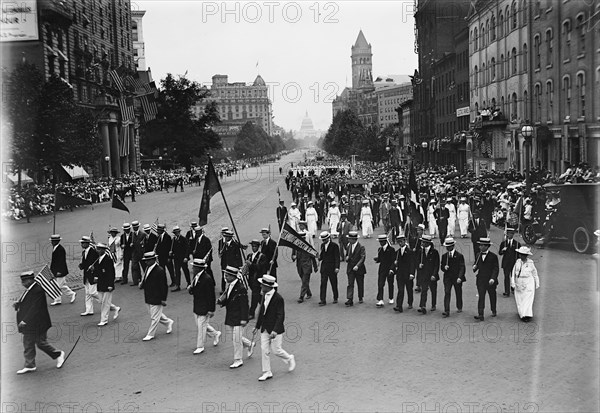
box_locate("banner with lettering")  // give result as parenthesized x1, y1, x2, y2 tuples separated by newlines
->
(279, 223, 318, 258)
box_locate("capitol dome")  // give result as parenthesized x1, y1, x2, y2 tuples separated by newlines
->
(300, 111, 315, 131)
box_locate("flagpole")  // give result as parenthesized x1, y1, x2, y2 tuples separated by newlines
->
(53, 188, 58, 234)
(267, 210, 288, 275)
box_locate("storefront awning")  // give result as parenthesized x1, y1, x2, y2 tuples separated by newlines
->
(62, 165, 89, 180)
(6, 171, 33, 184)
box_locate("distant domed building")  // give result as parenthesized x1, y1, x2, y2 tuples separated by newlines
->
(295, 111, 319, 140)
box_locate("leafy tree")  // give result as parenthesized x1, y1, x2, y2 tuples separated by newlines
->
(322, 110, 364, 157)
(141, 73, 221, 172)
(352, 124, 393, 162)
(234, 121, 273, 157)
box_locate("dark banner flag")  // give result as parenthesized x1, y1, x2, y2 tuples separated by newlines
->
(198, 158, 223, 226)
(279, 223, 318, 258)
(408, 163, 422, 225)
(55, 192, 91, 209)
(111, 194, 130, 213)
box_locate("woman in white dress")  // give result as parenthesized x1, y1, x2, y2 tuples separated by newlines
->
(360, 200, 373, 238)
(288, 202, 301, 231)
(327, 201, 341, 237)
(510, 246, 540, 322)
(457, 197, 471, 238)
(107, 227, 122, 281)
(305, 201, 319, 238)
(445, 198, 457, 236)
(427, 200, 438, 237)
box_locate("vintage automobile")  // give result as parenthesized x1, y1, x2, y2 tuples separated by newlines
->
(523, 183, 598, 253)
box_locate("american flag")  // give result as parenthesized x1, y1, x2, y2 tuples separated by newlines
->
(108, 66, 127, 92)
(118, 97, 135, 126)
(238, 260, 250, 291)
(139, 93, 158, 122)
(34, 265, 62, 301)
(119, 125, 130, 157)
(151, 219, 159, 235)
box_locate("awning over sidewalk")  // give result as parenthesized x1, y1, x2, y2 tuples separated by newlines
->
(62, 165, 89, 180)
(6, 171, 33, 184)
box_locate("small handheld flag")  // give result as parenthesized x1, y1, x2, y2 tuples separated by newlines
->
(34, 265, 62, 301)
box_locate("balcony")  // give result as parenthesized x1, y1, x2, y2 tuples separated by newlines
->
(39, 0, 73, 25)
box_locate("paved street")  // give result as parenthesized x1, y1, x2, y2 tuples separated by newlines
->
(1, 151, 598, 413)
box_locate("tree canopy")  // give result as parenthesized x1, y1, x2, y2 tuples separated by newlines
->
(233, 121, 285, 158)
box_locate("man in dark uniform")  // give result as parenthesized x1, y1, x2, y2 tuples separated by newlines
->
(409, 224, 425, 292)
(14, 271, 65, 374)
(260, 228, 278, 277)
(140, 251, 174, 341)
(188, 259, 221, 354)
(131, 221, 147, 286)
(473, 238, 499, 321)
(155, 224, 176, 289)
(246, 240, 268, 320)
(416, 235, 440, 314)
(49, 234, 76, 305)
(374, 234, 396, 307)
(120, 222, 134, 285)
(93, 243, 120, 326)
(468, 210, 488, 262)
(79, 235, 99, 316)
(276, 201, 287, 229)
(337, 213, 351, 262)
(191, 226, 214, 281)
(498, 228, 520, 297)
(292, 231, 318, 303)
(318, 231, 340, 306)
(170, 226, 190, 291)
(143, 224, 157, 253)
(185, 222, 198, 251)
(440, 237, 466, 317)
(392, 233, 415, 312)
(345, 231, 366, 307)
(389, 200, 403, 244)
(434, 202, 450, 245)
(220, 230, 243, 293)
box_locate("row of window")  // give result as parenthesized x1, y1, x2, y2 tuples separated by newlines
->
(471, 0, 526, 51)
(216, 89, 268, 98)
(472, 44, 528, 88)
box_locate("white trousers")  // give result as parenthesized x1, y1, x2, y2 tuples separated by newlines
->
(53, 277, 75, 303)
(146, 304, 172, 338)
(195, 314, 218, 348)
(97, 291, 113, 323)
(227, 325, 252, 362)
(260, 332, 292, 373)
(84, 282, 118, 314)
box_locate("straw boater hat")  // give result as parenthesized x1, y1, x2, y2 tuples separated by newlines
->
(108, 227, 119, 234)
(192, 258, 207, 268)
(79, 235, 91, 243)
(142, 251, 156, 260)
(221, 227, 229, 233)
(348, 231, 359, 239)
(258, 274, 278, 288)
(421, 234, 433, 243)
(49, 234, 62, 241)
(123, 222, 131, 230)
(190, 221, 198, 227)
(223, 266, 239, 277)
(143, 224, 151, 231)
(249, 239, 261, 246)
(443, 237, 456, 247)
(516, 246, 533, 255)
(377, 234, 388, 242)
(417, 224, 426, 230)
(172, 226, 181, 233)
(20, 270, 35, 280)
(478, 237, 492, 245)
(319, 231, 331, 240)
(260, 228, 270, 233)
(291, 202, 297, 207)
(96, 243, 108, 249)
(131, 221, 140, 227)
(223, 230, 234, 237)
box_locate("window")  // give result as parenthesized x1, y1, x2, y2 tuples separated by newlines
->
(491, 57, 496, 80)
(523, 43, 528, 71)
(511, 1, 517, 29)
(546, 29, 553, 66)
(482, 63, 486, 85)
(481, 23, 485, 47)
(546, 80, 554, 121)
(474, 27, 478, 50)
(506, 51, 511, 77)
(535, 83, 542, 122)
(576, 71, 585, 117)
(563, 75, 571, 118)
(534, 35, 541, 69)
(511, 93, 518, 120)
(486, 20, 490, 45)
(501, 96, 505, 114)
(48, 55, 55, 75)
(563, 19, 571, 56)
(506, 6, 510, 34)
(523, 90, 528, 121)
(500, 54, 504, 78)
(499, 12, 504, 37)
(596, 67, 600, 120)
(491, 14, 496, 40)
(512, 47, 518, 74)
(474, 66, 478, 88)
(576, 14, 585, 54)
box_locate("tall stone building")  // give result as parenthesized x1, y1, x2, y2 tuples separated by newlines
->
(351, 30, 374, 91)
(131, 8, 146, 71)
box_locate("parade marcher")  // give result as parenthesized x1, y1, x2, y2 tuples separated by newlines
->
(457, 198, 471, 238)
(188, 259, 221, 354)
(510, 246, 540, 322)
(388, 200, 402, 243)
(217, 266, 254, 368)
(288, 202, 301, 231)
(14, 271, 65, 374)
(379, 195, 391, 233)
(292, 230, 319, 303)
(140, 251, 174, 341)
(185, 222, 198, 250)
(220, 230, 244, 293)
(93, 243, 121, 326)
(345, 231, 366, 307)
(276, 200, 287, 229)
(410, 224, 425, 292)
(49, 234, 76, 305)
(191, 226, 214, 279)
(315, 194, 326, 229)
(440, 238, 466, 317)
(473, 238, 499, 321)
(318, 231, 340, 306)
(336, 213, 351, 262)
(143, 223, 157, 253)
(374, 234, 396, 307)
(79, 235, 99, 316)
(392, 232, 415, 312)
(170, 226, 190, 291)
(434, 201, 449, 243)
(107, 228, 122, 283)
(130, 221, 147, 286)
(427, 200, 438, 238)
(247, 240, 268, 319)
(360, 200, 374, 238)
(260, 228, 278, 277)
(155, 224, 176, 289)
(416, 235, 440, 314)
(445, 198, 457, 237)
(305, 201, 319, 238)
(482, 191, 494, 230)
(327, 201, 341, 238)
(468, 210, 488, 261)
(499, 228, 521, 297)
(120, 222, 134, 285)
(253, 274, 296, 381)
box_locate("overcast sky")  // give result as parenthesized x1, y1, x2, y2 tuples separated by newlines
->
(135, 1, 417, 132)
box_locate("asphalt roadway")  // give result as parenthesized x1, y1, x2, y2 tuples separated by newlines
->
(1, 151, 598, 413)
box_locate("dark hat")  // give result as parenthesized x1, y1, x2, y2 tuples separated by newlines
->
(341, 212, 347, 217)
(478, 237, 492, 245)
(20, 270, 35, 280)
(258, 274, 278, 288)
(192, 258, 207, 268)
(223, 266, 239, 277)
(142, 251, 157, 260)
(279, 200, 285, 204)
(348, 231, 359, 239)
(49, 234, 61, 241)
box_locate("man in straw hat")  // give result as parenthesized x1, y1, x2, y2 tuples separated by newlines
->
(318, 231, 340, 306)
(14, 271, 65, 374)
(79, 235, 99, 316)
(391, 231, 415, 312)
(107, 227, 122, 283)
(440, 238, 466, 318)
(292, 230, 318, 303)
(253, 274, 296, 381)
(499, 228, 521, 297)
(345, 231, 366, 307)
(119, 222, 134, 285)
(416, 234, 440, 314)
(170, 226, 190, 291)
(188, 259, 221, 354)
(472, 237, 499, 321)
(49, 234, 76, 305)
(140, 251, 174, 341)
(374, 234, 396, 307)
(247, 239, 268, 318)
(93, 243, 121, 326)
(130, 221, 147, 286)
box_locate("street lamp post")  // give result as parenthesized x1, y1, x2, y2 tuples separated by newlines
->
(521, 125, 533, 188)
(158, 156, 163, 170)
(421, 142, 428, 166)
(104, 155, 110, 178)
(386, 146, 391, 168)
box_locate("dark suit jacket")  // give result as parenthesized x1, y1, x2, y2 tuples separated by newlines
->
(144, 232, 157, 253)
(185, 229, 197, 250)
(189, 270, 215, 316)
(120, 231, 133, 259)
(218, 280, 249, 326)
(474, 251, 499, 287)
(337, 220, 352, 244)
(293, 249, 318, 273)
(132, 231, 147, 260)
(247, 251, 268, 287)
(393, 246, 416, 280)
(50, 244, 68, 277)
(256, 292, 285, 335)
(191, 234, 213, 263)
(155, 233, 172, 263)
(374, 244, 396, 276)
(346, 242, 366, 276)
(171, 235, 188, 261)
(276, 206, 287, 226)
(416, 246, 440, 284)
(499, 238, 521, 270)
(79, 247, 99, 284)
(260, 238, 278, 269)
(468, 218, 487, 243)
(441, 250, 466, 284)
(94, 254, 115, 292)
(16, 283, 52, 334)
(141, 264, 168, 305)
(319, 241, 340, 274)
(220, 240, 243, 269)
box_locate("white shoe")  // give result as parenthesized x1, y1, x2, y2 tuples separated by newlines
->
(389, 299, 394, 304)
(213, 331, 222, 346)
(98, 322, 107, 326)
(70, 293, 76, 303)
(80, 312, 93, 316)
(258, 371, 273, 381)
(247, 341, 256, 358)
(193, 347, 205, 355)
(50, 301, 62, 306)
(376, 300, 384, 307)
(56, 351, 65, 368)
(229, 360, 243, 369)
(288, 355, 296, 372)
(166, 319, 174, 334)
(17, 367, 36, 374)
(113, 306, 121, 320)
(142, 335, 154, 341)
